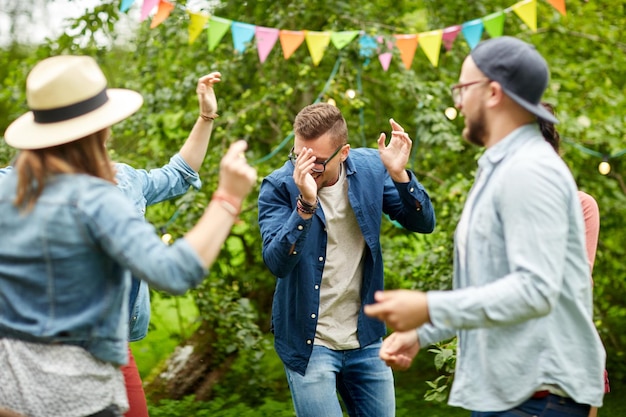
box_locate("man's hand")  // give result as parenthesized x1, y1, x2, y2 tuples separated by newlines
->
(377, 118, 411, 182)
(364, 289, 430, 331)
(292, 147, 318, 204)
(380, 330, 421, 371)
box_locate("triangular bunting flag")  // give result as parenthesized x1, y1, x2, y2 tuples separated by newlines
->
(512, 0, 538, 32)
(232, 21, 256, 53)
(377, 36, 394, 72)
(187, 11, 209, 45)
(305, 31, 331, 66)
(279, 30, 305, 59)
(442, 25, 461, 51)
(330, 31, 360, 50)
(418, 30, 443, 67)
(482, 11, 505, 38)
(150, 0, 174, 29)
(394, 34, 419, 70)
(378, 53, 392, 72)
(546, 0, 566, 15)
(120, 0, 135, 13)
(461, 19, 484, 50)
(256, 26, 280, 63)
(140, 0, 159, 21)
(207, 16, 232, 51)
(359, 35, 378, 59)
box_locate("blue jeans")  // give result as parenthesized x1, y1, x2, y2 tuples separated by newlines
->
(471, 394, 591, 417)
(284, 341, 395, 417)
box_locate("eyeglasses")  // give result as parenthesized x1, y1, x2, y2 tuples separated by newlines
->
(450, 79, 490, 105)
(288, 144, 344, 174)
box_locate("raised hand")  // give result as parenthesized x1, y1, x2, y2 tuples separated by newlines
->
(216, 140, 257, 205)
(197, 72, 221, 119)
(377, 118, 411, 182)
(292, 147, 318, 204)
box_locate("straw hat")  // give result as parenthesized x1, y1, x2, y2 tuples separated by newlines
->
(4, 55, 143, 150)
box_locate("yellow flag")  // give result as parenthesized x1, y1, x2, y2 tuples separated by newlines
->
(188, 11, 209, 44)
(305, 31, 331, 66)
(418, 30, 442, 67)
(512, 0, 537, 32)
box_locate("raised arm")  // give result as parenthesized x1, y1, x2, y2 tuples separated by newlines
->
(179, 72, 222, 172)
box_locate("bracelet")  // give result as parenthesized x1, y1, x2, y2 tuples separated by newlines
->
(200, 113, 219, 121)
(212, 191, 241, 217)
(296, 195, 318, 215)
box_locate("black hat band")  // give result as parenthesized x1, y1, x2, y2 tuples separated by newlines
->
(32, 89, 109, 124)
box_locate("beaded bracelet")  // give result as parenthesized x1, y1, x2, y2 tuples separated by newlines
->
(296, 195, 318, 215)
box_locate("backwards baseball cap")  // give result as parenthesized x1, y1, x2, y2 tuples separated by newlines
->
(470, 36, 558, 124)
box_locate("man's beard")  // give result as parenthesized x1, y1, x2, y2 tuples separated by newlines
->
(464, 105, 488, 147)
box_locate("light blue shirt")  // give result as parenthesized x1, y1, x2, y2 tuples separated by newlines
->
(418, 124, 605, 410)
(115, 154, 201, 341)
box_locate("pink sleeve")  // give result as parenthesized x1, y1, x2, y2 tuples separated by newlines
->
(578, 191, 600, 271)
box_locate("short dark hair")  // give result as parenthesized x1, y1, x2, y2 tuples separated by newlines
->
(293, 103, 348, 147)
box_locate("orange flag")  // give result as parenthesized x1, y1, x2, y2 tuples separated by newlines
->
(150, 0, 174, 29)
(279, 30, 306, 59)
(394, 34, 419, 70)
(546, 0, 566, 15)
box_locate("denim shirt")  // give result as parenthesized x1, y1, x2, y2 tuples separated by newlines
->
(0, 171, 206, 366)
(258, 147, 435, 375)
(115, 154, 201, 341)
(419, 125, 605, 410)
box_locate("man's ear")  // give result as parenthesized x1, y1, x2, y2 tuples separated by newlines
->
(341, 144, 351, 162)
(485, 81, 505, 109)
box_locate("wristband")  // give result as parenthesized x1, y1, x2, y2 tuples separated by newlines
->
(212, 191, 241, 217)
(200, 113, 219, 121)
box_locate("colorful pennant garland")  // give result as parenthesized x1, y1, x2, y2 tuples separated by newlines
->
(122, 0, 566, 71)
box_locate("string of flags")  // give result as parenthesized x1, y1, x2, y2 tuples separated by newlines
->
(119, 0, 567, 70)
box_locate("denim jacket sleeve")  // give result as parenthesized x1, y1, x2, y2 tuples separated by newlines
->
(258, 168, 314, 278)
(83, 182, 207, 294)
(115, 153, 201, 207)
(384, 170, 435, 233)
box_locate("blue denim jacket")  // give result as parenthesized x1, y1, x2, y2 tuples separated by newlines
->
(0, 171, 206, 365)
(258, 148, 435, 375)
(0, 154, 201, 343)
(115, 154, 201, 341)
(419, 125, 605, 410)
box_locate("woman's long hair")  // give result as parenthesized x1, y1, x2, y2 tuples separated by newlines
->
(538, 102, 561, 153)
(13, 128, 116, 211)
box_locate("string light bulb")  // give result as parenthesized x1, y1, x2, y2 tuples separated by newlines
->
(444, 107, 458, 120)
(345, 89, 356, 99)
(161, 233, 173, 244)
(598, 158, 611, 175)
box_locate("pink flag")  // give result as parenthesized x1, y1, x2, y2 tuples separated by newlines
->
(378, 53, 392, 71)
(256, 26, 280, 63)
(442, 25, 461, 51)
(140, 0, 159, 21)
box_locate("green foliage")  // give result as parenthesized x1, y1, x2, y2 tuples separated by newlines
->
(2, 0, 626, 411)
